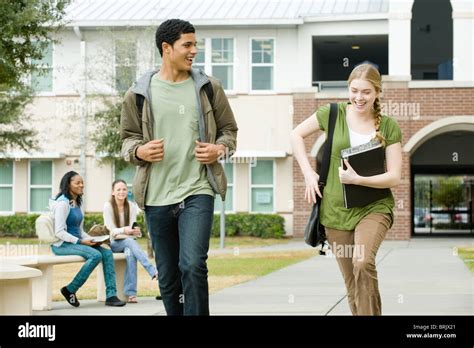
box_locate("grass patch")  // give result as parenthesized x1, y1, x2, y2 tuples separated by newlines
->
(457, 246, 474, 273)
(0, 236, 290, 252)
(0, 236, 311, 302)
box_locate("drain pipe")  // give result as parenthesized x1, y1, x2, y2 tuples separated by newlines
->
(74, 26, 87, 205)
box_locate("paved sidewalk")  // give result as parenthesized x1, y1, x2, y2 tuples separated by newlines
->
(34, 237, 473, 315)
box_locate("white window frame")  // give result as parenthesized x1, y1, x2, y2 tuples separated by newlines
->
(30, 40, 55, 96)
(193, 37, 235, 93)
(0, 160, 15, 215)
(114, 40, 138, 94)
(249, 159, 276, 213)
(214, 161, 235, 214)
(191, 38, 206, 72)
(28, 160, 53, 214)
(210, 38, 235, 93)
(249, 37, 275, 94)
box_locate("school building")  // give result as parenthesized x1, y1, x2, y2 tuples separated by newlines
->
(1, 0, 473, 240)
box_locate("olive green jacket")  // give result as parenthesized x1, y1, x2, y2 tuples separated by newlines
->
(120, 68, 238, 209)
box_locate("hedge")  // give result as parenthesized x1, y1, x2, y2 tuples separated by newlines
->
(211, 213, 285, 238)
(0, 213, 285, 239)
(0, 213, 149, 239)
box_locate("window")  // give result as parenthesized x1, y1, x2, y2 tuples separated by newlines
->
(114, 163, 136, 201)
(115, 40, 137, 93)
(193, 38, 206, 71)
(29, 160, 52, 213)
(211, 38, 234, 90)
(214, 162, 234, 212)
(250, 160, 274, 212)
(251, 39, 274, 91)
(0, 161, 14, 213)
(31, 41, 53, 92)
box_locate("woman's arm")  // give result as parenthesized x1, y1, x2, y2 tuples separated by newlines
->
(290, 113, 323, 203)
(103, 202, 126, 238)
(339, 142, 402, 188)
(54, 201, 81, 244)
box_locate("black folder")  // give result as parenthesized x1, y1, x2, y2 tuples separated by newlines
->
(341, 140, 391, 208)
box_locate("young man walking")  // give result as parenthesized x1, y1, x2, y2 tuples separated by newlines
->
(120, 19, 237, 315)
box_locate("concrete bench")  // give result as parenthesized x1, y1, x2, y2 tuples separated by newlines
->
(3, 253, 126, 310)
(0, 263, 42, 315)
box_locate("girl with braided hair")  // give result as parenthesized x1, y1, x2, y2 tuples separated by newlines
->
(291, 63, 402, 315)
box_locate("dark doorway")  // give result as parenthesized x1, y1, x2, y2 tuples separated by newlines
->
(312, 35, 388, 90)
(411, 130, 474, 236)
(411, 0, 453, 80)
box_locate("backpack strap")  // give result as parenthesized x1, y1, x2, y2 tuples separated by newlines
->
(318, 103, 338, 187)
(134, 82, 214, 118)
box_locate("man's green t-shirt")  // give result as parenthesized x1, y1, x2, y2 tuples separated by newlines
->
(316, 102, 402, 231)
(145, 75, 214, 206)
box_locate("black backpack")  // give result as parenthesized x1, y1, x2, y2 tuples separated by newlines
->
(135, 81, 214, 118)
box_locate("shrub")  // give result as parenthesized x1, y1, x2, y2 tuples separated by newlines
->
(211, 213, 285, 238)
(0, 213, 150, 238)
(0, 213, 285, 239)
(0, 214, 39, 238)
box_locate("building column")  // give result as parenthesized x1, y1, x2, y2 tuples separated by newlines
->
(451, 0, 474, 81)
(388, 0, 415, 80)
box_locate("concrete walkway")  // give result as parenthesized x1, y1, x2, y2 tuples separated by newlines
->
(33, 237, 473, 315)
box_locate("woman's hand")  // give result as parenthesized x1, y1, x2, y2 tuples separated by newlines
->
(81, 239, 99, 246)
(124, 227, 134, 235)
(303, 170, 322, 204)
(132, 227, 142, 237)
(338, 159, 361, 185)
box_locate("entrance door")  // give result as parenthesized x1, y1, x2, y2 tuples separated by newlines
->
(413, 174, 473, 235)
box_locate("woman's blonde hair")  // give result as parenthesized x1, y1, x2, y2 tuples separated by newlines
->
(348, 63, 386, 146)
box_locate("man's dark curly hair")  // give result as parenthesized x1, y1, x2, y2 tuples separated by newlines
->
(155, 19, 195, 57)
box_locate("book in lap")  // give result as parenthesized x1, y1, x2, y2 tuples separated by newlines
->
(341, 140, 391, 208)
(85, 235, 110, 243)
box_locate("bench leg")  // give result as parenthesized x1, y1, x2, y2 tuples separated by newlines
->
(97, 259, 126, 302)
(0, 279, 33, 315)
(31, 265, 53, 311)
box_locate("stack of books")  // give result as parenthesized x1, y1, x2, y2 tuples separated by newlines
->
(341, 140, 391, 209)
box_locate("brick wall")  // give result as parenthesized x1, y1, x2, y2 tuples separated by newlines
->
(292, 85, 474, 240)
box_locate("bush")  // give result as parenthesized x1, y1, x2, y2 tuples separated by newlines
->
(0, 213, 284, 239)
(0, 214, 39, 238)
(0, 213, 150, 238)
(211, 213, 285, 238)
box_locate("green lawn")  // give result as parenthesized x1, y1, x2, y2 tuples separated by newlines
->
(0, 236, 314, 300)
(457, 246, 474, 273)
(0, 236, 290, 250)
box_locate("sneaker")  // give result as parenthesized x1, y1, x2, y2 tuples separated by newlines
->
(61, 286, 80, 307)
(105, 296, 127, 307)
(152, 271, 158, 281)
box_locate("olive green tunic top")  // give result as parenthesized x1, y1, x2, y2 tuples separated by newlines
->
(316, 102, 402, 231)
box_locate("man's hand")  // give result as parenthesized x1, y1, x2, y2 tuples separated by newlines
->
(136, 139, 164, 162)
(194, 141, 225, 164)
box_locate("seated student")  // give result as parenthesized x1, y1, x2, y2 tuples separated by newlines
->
(103, 179, 160, 303)
(51, 171, 126, 307)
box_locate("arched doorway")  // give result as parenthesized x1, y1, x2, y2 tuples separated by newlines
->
(408, 123, 474, 236)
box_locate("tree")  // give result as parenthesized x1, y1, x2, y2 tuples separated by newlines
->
(90, 97, 127, 169)
(0, 0, 69, 153)
(433, 177, 464, 224)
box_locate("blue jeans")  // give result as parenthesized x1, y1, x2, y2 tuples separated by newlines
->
(145, 194, 214, 316)
(110, 238, 157, 296)
(51, 242, 117, 299)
